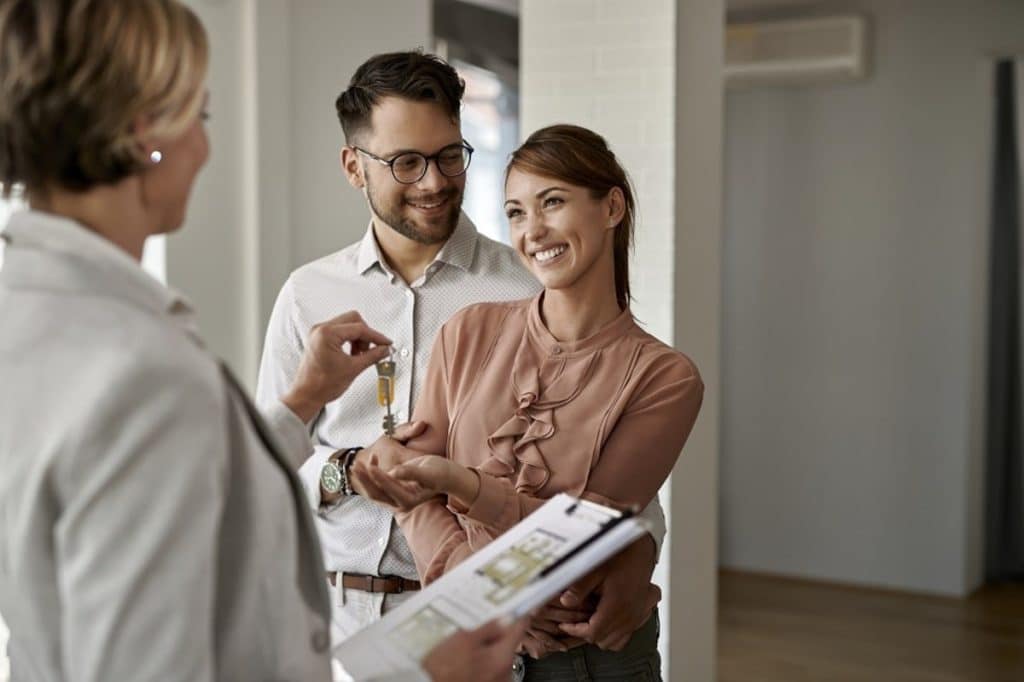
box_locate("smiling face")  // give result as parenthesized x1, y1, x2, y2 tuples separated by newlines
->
(504, 167, 623, 298)
(343, 96, 465, 245)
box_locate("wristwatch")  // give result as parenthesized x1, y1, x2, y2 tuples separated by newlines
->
(320, 447, 361, 497)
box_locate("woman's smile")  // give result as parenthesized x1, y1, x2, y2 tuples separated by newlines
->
(531, 243, 569, 266)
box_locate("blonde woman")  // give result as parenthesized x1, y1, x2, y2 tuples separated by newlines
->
(0, 1, 522, 680)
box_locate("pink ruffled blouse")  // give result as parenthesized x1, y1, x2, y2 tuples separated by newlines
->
(397, 294, 704, 584)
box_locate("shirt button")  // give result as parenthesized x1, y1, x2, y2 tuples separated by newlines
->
(378, 537, 386, 547)
(405, 289, 414, 300)
(400, 347, 410, 358)
(311, 629, 329, 653)
(552, 346, 562, 355)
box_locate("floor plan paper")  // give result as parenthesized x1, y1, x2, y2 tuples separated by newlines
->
(335, 493, 649, 679)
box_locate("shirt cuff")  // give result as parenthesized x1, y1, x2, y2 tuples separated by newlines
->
(297, 444, 337, 512)
(460, 470, 514, 530)
(637, 493, 667, 562)
(261, 399, 315, 469)
(581, 491, 666, 563)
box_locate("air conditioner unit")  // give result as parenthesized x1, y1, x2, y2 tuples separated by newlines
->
(725, 15, 869, 88)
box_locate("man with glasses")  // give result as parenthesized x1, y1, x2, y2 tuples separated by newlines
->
(255, 51, 666, 673)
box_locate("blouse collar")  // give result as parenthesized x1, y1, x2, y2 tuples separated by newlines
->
(525, 291, 637, 358)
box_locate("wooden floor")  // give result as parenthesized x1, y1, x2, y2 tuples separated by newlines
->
(718, 571, 1024, 682)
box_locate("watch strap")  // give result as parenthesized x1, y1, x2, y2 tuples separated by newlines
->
(339, 447, 362, 496)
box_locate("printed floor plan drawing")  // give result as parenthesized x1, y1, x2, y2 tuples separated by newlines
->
(477, 529, 568, 605)
(389, 604, 461, 659)
(333, 495, 645, 679)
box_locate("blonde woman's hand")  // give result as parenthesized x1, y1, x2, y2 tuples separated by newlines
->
(422, 617, 528, 682)
(282, 311, 391, 423)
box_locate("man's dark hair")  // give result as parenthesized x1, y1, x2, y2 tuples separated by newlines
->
(335, 50, 465, 144)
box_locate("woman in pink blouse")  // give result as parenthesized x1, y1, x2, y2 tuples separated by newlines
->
(356, 124, 703, 680)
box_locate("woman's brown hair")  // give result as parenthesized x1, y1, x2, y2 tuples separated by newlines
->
(506, 124, 637, 311)
(0, 0, 208, 198)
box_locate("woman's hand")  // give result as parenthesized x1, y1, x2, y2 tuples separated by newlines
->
(351, 457, 442, 510)
(319, 422, 428, 505)
(519, 597, 592, 659)
(352, 454, 482, 511)
(352, 450, 483, 509)
(391, 455, 481, 508)
(422, 617, 528, 682)
(557, 536, 661, 651)
(281, 311, 391, 423)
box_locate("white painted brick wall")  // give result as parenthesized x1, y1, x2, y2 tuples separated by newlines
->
(521, 0, 676, 342)
(521, 2, 680, 676)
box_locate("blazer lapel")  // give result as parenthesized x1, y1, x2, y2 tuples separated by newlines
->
(218, 362, 329, 619)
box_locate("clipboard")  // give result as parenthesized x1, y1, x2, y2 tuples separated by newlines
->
(507, 499, 643, 617)
(335, 494, 650, 679)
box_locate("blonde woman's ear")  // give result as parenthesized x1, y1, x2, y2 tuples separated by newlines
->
(132, 115, 163, 166)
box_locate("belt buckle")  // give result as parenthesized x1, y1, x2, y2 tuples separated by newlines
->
(379, 574, 403, 593)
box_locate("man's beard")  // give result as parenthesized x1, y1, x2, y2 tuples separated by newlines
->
(365, 173, 463, 246)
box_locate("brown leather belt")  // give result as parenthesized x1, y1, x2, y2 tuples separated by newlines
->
(327, 571, 421, 594)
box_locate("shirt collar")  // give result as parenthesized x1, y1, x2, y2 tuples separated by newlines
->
(355, 220, 386, 275)
(355, 211, 480, 277)
(1, 209, 200, 339)
(434, 212, 478, 272)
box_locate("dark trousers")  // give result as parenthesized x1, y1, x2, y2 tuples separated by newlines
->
(522, 612, 661, 681)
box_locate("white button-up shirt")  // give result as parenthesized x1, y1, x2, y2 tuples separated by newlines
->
(0, 211, 340, 681)
(256, 215, 541, 627)
(256, 214, 667, 642)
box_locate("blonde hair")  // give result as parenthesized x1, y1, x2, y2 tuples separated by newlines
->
(0, 0, 208, 198)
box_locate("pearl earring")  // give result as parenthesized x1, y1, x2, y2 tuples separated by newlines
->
(150, 150, 163, 164)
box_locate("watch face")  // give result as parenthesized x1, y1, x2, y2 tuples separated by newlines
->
(320, 461, 344, 494)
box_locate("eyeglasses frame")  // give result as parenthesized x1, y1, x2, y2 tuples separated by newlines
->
(352, 140, 475, 185)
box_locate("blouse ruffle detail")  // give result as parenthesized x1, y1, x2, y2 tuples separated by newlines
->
(477, 296, 632, 496)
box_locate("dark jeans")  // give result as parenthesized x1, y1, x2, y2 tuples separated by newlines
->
(521, 612, 661, 681)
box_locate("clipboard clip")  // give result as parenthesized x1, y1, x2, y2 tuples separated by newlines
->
(538, 502, 637, 580)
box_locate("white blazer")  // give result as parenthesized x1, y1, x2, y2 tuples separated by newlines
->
(0, 211, 334, 681)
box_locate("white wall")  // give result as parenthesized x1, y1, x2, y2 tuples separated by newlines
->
(671, 4, 724, 682)
(173, 0, 258, 381)
(174, 0, 430, 385)
(288, 1, 432, 271)
(521, 1, 723, 679)
(522, 0, 677, 342)
(721, 0, 1024, 596)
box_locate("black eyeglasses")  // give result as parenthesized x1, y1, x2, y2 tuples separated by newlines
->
(353, 141, 474, 184)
